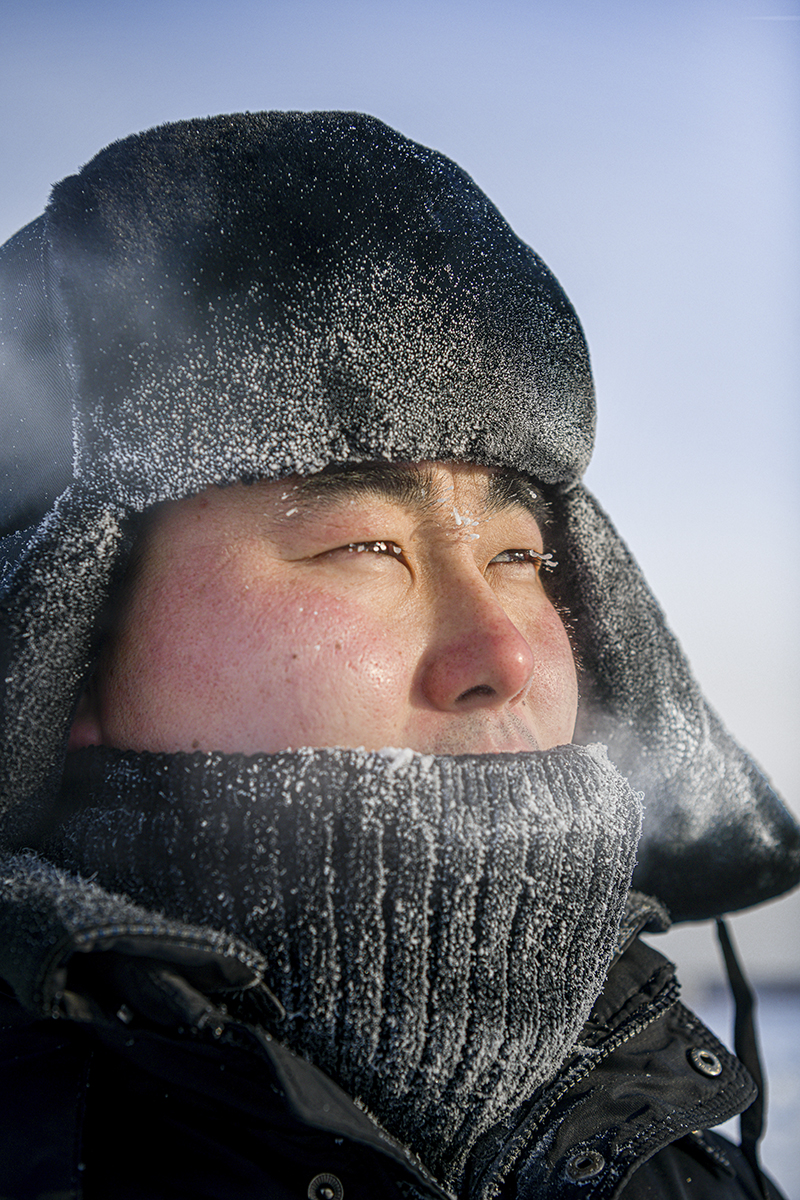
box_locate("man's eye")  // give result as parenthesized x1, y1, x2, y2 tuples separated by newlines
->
(490, 549, 557, 572)
(339, 541, 404, 558)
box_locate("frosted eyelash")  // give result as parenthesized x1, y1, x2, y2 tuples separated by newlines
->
(343, 541, 403, 555)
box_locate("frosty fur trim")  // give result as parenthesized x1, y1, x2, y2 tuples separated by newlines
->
(548, 488, 800, 920)
(47, 112, 593, 510)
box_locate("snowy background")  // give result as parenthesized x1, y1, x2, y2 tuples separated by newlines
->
(1, 0, 798, 1189)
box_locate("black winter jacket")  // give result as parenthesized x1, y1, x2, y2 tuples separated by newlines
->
(0, 923, 782, 1200)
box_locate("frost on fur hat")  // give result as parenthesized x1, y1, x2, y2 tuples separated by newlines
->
(1, 111, 798, 919)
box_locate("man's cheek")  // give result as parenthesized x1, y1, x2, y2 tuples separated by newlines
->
(525, 613, 579, 741)
(266, 592, 409, 709)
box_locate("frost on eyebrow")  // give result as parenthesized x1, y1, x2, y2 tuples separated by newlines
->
(484, 470, 550, 528)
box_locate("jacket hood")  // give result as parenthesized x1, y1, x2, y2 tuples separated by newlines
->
(1, 110, 798, 921)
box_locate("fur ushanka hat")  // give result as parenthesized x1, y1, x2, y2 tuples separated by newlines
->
(1, 111, 798, 921)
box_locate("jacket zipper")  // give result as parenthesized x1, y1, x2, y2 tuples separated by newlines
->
(473, 978, 681, 1199)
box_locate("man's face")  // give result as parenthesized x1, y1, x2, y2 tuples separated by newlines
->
(72, 462, 578, 756)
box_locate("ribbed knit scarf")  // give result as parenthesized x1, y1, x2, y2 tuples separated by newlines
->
(49, 742, 641, 1191)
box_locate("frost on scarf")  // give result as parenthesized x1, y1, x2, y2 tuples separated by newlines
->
(43, 742, 641, 1190)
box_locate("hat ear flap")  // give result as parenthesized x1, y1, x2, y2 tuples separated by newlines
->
(0, 491, 132, 843)
(549, 484, 800, 921)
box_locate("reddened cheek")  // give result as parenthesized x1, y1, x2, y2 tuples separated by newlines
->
(527, 612, 578, 744)
(264, 591, 410, 700)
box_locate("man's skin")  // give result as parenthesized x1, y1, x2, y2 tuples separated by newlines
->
(69, 461, 578, 757)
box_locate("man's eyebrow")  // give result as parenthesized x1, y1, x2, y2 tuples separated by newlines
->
(288, 463, 444, 517)
(485, 470, 551, 527)
(284, 462, 550, 526)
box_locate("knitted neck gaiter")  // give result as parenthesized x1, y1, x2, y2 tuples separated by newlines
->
(50, 742, 641, 1191)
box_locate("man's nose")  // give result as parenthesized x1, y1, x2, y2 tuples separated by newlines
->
(418, 578, 536, 712)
